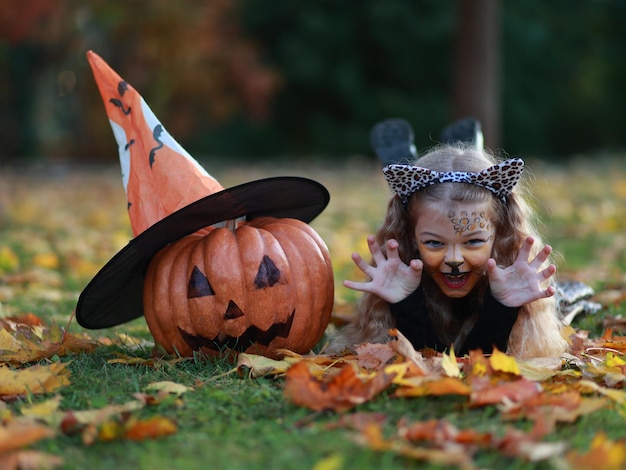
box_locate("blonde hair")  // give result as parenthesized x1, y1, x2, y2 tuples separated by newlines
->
(329, 144, 568, 359)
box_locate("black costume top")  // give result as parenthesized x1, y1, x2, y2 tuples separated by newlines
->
(390, 286, 520, 355)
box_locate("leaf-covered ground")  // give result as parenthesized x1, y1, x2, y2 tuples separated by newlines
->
(1, 156, 626, 469)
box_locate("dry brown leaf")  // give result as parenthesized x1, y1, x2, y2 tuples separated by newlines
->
(284, 361, 395, 412)
(388, 329, 432, 373)
(355, 342, 398, 370)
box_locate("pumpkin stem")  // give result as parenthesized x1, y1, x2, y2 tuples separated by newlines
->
(226, 219, 237, 232)
(224, 216, 246, 232)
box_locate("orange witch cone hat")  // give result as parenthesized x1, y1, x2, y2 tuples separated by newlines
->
(76, 51, 330, 329)
(87, 50, 224, 236)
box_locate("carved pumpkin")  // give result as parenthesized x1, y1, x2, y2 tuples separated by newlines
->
(143, 216, 334, 358)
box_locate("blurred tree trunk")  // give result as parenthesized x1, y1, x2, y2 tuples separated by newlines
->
(451, 0, 500, 149)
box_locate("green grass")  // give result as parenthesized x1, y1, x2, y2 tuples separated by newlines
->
(2, 157, 626, 469)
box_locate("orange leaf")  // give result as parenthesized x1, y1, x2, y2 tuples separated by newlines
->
(124, 416, 178, 441)
(398, 419, 495, 455)
(284, 361, 395, 412)
(358, 422, 473, 467)
(0, 422, 55, 453)
(566, 433, 626, 470)
(470, 378, 541, 407)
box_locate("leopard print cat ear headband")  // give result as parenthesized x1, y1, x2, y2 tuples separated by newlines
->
(382, 158, 524, 204)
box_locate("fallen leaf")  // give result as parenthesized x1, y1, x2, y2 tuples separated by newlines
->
(19, 395, 63, 424)
(144, 381, 192, 397)
(356, 342, 398, 370)
(59, 399, 145, 439)
(0, 450, 63, 470)
(325, 412, 388, 432)
(357, 421, 474, 468)
(489, 348, 521, 376)
(497, 426, 566, 462)
(236, 353, 295, 378)
(311, 453, 344, 470)
(566, 433, 626, 470)
(470, 378, 542, 407)
(124, 416, 178, 441)
(394, 376, 471, 398)
(388, 329, 431, 372)
(516, 356, 563, 381)
(284, 361, 395, 412)
(441, 347, 461, 378)
(0, 421, 55, 453)
(574, 380, 626, 404)
(0, 363, 70, 398)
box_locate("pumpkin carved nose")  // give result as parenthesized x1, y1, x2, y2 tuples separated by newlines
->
(224, 300, 245, 320)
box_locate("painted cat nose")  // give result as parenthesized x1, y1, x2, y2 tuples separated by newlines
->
(444, 261, 463, 269)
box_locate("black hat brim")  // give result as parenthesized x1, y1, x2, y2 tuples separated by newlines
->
(75, 176, 330, 329)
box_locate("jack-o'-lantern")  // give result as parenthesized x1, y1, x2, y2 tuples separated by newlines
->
(75, 51, 334, 359)
(143, 217, 334, 358)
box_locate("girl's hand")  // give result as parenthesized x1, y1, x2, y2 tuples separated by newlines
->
(343, 236, 423, 304)
(487, 236, 556, 307)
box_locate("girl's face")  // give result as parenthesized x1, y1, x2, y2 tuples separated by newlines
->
(414, 201, 495, 298)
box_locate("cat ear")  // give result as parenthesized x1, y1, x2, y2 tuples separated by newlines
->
(471, 158, 524, 201)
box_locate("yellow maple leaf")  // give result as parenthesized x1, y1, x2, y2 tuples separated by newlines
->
(144, 381, 192, 397)
(0, 363, 70, 397)
(441, 346, 461, 378)
(605, 352, 626, 368)
(20, 395, 63, 424)
(236, 353, 298, 378)
(0, 328, 22, 352)
(490, 348, 521, 376)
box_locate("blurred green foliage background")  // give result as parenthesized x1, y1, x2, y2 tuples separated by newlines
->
(1, 0, 625, 163)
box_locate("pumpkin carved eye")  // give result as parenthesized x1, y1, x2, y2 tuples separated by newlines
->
(187, 265, 214, 298)
(254, 255, 282, 288)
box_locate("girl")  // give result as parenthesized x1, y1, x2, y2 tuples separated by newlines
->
(329, 144, 569, 359)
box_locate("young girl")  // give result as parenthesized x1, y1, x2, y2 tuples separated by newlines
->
(329, 144, 569, 359)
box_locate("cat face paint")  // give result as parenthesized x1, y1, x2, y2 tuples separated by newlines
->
(414, 201, 495, 298)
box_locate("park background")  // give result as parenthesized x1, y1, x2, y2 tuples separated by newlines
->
(1, 0, 625, 164)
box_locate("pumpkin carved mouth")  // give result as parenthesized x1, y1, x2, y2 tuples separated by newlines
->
(177, 309, 296, 352)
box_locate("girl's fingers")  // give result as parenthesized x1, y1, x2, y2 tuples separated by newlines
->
(485, 258, 498, 277)
(516, 236, 534, 262)
(351, 252, 373, 276)
(343, 279, 371, 293)
(540, 263, 556, 280)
